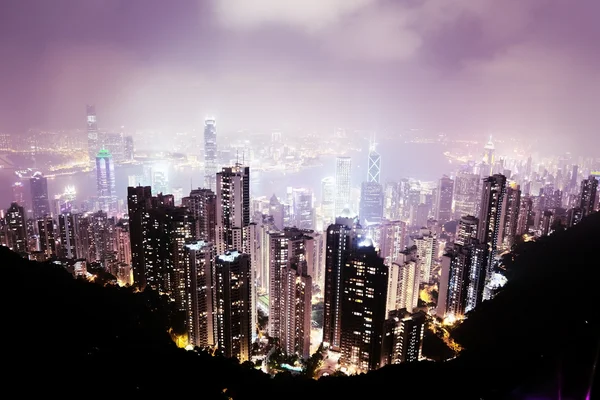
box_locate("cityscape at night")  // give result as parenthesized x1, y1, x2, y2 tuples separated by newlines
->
(1, 1, 599, 399)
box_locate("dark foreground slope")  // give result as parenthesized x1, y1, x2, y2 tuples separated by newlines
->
(1, 213, 599, 399)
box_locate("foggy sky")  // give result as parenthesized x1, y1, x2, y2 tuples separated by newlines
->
(1, 0, 599, 153)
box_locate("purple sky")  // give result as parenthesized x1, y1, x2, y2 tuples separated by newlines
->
(1, 0, 599, 152)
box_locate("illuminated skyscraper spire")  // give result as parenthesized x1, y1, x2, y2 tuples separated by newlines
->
(367, 134, 381, 184)
(204, 117, 217, 190)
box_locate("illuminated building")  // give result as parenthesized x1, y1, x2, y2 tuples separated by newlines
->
(102, 133, 125, 162)
(381, 310, 426, 366)
(96, 149, 117, 216)
(386, 248, 420, 315)
(339, 239, 387, 373)
(367, 140, 381, 184)
(115, 221, 131, 266)
(359, 182, 384, 225)
(376, 219, 406, 267)
(482, 136, 495, 176)
(334, 156, 352, 218)
(124, 135, 134, 161)
(170, 207, 195, 312)
(477, 174, 506, 299)
(383, 182, 401, 220)
(58, 212, 77, 259)
(412, 228, 437, 283)
(541, 210, 554, 237)
(292, 188, 314, 230)
(37, 216, 56, 259)
(516, 196, 533, 235)
(89, 210, 116, 269)
(86, 105, 99, 162)
(453, 172, 480, 219)
(184, 241, 215, 349)
(213, 251, 252, 362)
(127, 186, 153, 287)
(321, 177, 336, 227)
(579, 175, 598, 218)
(12, 182, 25, 206)
(204, 118, 218, 191)
(268, 194, 284, 231)
(435, 175, 454, 224)
(182, 188, 217, 243)
(455, 215, 479, 246)
(5, 202, 27, 255)
(498, 183, 521, 249)
(30, 172, 50, 219)
(215, 164, 251, 255)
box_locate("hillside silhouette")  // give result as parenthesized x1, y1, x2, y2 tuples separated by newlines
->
(1, 213, 599, 399)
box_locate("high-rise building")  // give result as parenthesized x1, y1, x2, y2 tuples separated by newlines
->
(435, 176, 454, 224)
(340, 239, 387, 373)
(96, 149, 117, 216)
(213, 251, 252, 362)
(477, 174, 506, 298)
(292, 188, 314, 230)
(516, 196, 533, 235)
(182, 188, 217, 242)
(381, 310, 426, 366)
(455, 215, 479, 246)
(170, 207, 195, 312)
(58, 212, 77, 259)
(453, 172, 480, 219)
(5, 202, 27, 255)
(204, 118, 218, 191)
(334, 157, 352, 218)
(412, 228, 438, 283)
(268, 194, 284, 231)
(37, 216, 56, 259)
(215, 165, 251, 255)
(482, 137, 495, 176)
(127, 186, 153, 287)
(579, 175, 598, 218)
(114, 221, 131, 266)
(30, 172, 50, 219)
(498, 183, 521, 249)
(124, 135, 134, 161)
(12, 181, 25, 206)
(386, 248, 420, 315)
(89, 210, 116, 269)
(184, 240, 215, 349)
(359, 182, 384, 225)
(383, 182, 401, 220)
(376, 219, 406, 266)
(367, 140, 381, 183)
(321, 177, 336, 227)
(87, 105, 99, 162)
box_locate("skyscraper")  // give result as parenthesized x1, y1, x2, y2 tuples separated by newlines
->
(334, 157, 352, 218)
(321, 177, 336, 228)
(215, 165, 251, 255)
(386, 248, 420, 315)
(5, 202, 27, 255)
(127, 186, 153, 287)
(58, 212, 77, 259)
(204, 118, 218, 191)
(498, 183, 521, 249)
(37, 216, 56, 259)
(413, 228, 438, 283)
(292, 188, 314, 230)
(96, 149, 117, 216)
(359, 182, 384, 225)
(367, 140, 381, 183)
(453, 172, 480, 219)
(340, 239, 387, 373)
(435, 175, 454, 224)
(87, 105, 99, 162)
(268, 194, 285, 231)
(579, 175, 598, 218)
(12, 181, 25, 206)
(124, 135, 134, 161)
(455, 215, 479, 246)
(483, 137, 495, 176)
(30, 172, 50, 219)
(213, 251, 252, 362)
(182, 188, 217, 242)
(477, 174, 506, 299)
(381, 310, 426, 366)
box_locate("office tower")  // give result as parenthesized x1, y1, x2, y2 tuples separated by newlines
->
(377, 220, 407, 266)
(340, 240, 387, 373)
(5, 203, 27, 255)
(182, 188, 217, 242)
(292, 188, 314, 230)
(367, 140, 381, 183)
(455, 215, 479, 246)
(381, 310, 426, 366)
(37, 216, 56, 259)
(216, 165, 251, 255)
(213, 251, 252, 362)
(387, 248, 420, 315)
(498, 183, 521, 249)
(30, 172, 50, 219)
(321, 177, 336, 227)
(579, 175, 598, 218)
(435, 176, 454, 224)
(453, 172, 480, 219)
(334, 157, 352, 217)
(101, 133, 125, 162)
(477, 174, 506, 297)
(204, 118, 218, 191)
(483, 137, 495, 176)
(58, 212, 77, 259)
(517, 196, 533, 235)
(268, 227, 315, 359)
(87, 105, 99, 162)
(127, 186, 153, 287)
(124, 136, 134, 161)
(268, 194, 284, 231)
(413, 228, 437, 283)
(185, 241, 215, 348)
(360, 182, 384, 225)
(96, 149, 117, 216)
(383, 182, 400, 220)
(12, 182, 25, 206)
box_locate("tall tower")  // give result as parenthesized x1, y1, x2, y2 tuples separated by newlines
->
(292, 188, 314, 230)
(127, 186, 153, 287)
(367, 138, 381, 183)
(215, 165, 251, 255)
(87, 105, 99, 162)
(498, 183, 521, 249)
(321, 177, 336, 228)
(483, 136, 495, 176)
(334, 157, 352, 218)
(5, 202, 27, 255)
(435, 175, 454, 224)
(387, 249, 420, 315)
(58, 212, 77, 259)
(340, 239, 387, 373)
(359, 182, 384, 225)
(184, 241, 215, 348)
(453, 172, 480, 219)
(213, 251, 252, 362)
(96, 149, 117, 216)
(182, 188, 217, 242)
(579, 175, 598, 218)
(30, 172, 50, 219)
(477, 174, 506, 299)
(37, 216, 56, 259)
(204, 118, 218, 191)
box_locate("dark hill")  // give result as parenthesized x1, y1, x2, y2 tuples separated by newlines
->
(1, 213, 599, 399)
